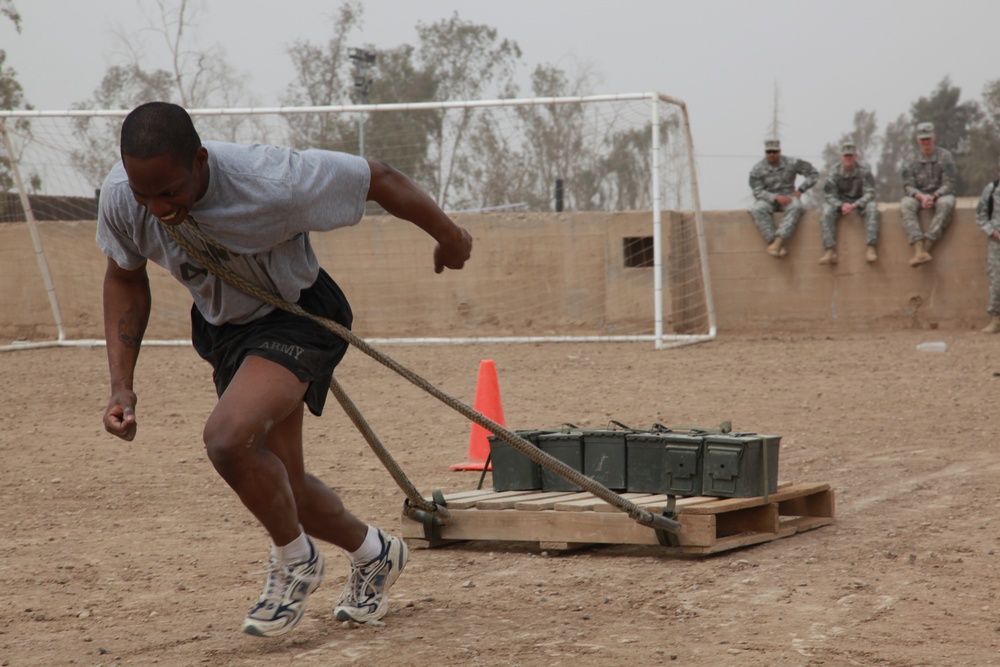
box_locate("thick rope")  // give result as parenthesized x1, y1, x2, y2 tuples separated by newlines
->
(162, 218, 682, 535)
(328, 373, 447, 519)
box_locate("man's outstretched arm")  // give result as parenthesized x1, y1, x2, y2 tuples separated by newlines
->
(366, 159, 473, 273)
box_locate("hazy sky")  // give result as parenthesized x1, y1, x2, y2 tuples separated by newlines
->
(2, 0, 999, 210)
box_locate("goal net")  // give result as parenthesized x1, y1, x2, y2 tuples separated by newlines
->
(0, 93, 715, 351)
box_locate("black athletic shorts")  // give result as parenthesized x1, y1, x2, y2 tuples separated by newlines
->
(190, 268, 353, 417)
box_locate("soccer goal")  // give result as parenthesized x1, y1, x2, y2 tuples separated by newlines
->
(0, 93, 715, 351)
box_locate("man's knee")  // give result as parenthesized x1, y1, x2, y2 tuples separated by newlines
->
(936, 194, 956, 215)
(859, 204, 879, 225)
(203, 413, 259, 473)
(900, 196, 919, 214)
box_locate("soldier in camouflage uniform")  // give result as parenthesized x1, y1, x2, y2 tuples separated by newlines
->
(748, 139, 819, 258)
(975, 157, 1000, 333)
(818, 143, 880, 265)
(900, 121, 958, 267)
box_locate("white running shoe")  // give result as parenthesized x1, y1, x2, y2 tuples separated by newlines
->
(333, 530, 408, 623)
(242, 537, 324, 637)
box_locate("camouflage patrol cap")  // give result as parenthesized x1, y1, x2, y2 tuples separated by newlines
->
(764, 139, 780, 151)
(841, 143, 857, 156)
(916, 122, 935, 139)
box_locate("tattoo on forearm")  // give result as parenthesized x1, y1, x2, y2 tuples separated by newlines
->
(118, 305, 144, 350)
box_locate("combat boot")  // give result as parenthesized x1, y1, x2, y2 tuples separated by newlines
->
(909, 240, 932, 267)
(767, 236, 786, 258)
(981, 315, 1000, 334)
(865, 245, 878, 263)
(818, 249, 837, 265)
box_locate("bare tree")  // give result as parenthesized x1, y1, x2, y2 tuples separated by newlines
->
(415, 12, 522, 208)
(69, 0, 260, 189)
(281, 0, 362, 151)
(121, 0, 256, 111)
(361, 44, 438, 184)
(964, 78, 1000, 188)
(517, 64, 594, 210)
(0, 1, 39, 197)
(70, 65, 174, 188)
(875, 114, 912, 202)
(0, 0, 19, 31)
(279, 6, 525, 211)
(464, 121, 530, 211)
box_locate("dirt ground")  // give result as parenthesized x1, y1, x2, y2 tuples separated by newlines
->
(3, 331, 1000, 666)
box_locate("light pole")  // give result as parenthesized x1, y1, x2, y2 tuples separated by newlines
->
(348, 47, 375, 156)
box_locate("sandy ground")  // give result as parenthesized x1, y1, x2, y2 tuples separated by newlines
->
(3, 331, 1000, 666)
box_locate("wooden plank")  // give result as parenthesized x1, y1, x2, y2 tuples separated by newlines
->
(779, 515, 835, 533)
(552, 492, 648, 512)
(701, 515, 835, 555)
(476, 491, 571, 510)
(552, 489, 802, 514)
(779, 488, 835, 518)
(514, 492, 593, 511)
(681, 483, 830, 515)
(434, 490, 526, 509)
(699, 524, 800, 554)
(593, 493, 661, 513)
(675, 514, 716, 547)
(716, 503, 780, 537)
(620, 495, 717, 512)
(437, 488, 497, 502)
(553, 496, 621, 511)
(627, 494, 670, 506)
(402, 508, 663, 545)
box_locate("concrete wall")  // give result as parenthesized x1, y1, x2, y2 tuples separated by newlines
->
(705, 199, 989, 332)
(310, 211, 660, 338)
(0, 201, 990, 343)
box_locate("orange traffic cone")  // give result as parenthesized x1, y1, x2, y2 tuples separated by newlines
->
(450, 359, 505, 471)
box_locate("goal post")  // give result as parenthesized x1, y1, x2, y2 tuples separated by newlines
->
(0, 93, 715, 351)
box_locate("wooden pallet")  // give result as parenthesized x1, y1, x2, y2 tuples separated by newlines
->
(400, 481, 834, 555)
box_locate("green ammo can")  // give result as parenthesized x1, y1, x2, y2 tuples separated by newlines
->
(625, 432, 705, 495)
(701, 433, 781, 498)
(582, 429, 628, 491)
(488, 430, 546, 491)
(536, 431, 585, 492)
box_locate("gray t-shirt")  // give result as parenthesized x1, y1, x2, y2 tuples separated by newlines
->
(97, 141, 370, 325)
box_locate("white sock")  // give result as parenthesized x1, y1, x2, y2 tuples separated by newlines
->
(272, 529, 311, 564)
(348, 525, 382, 564)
